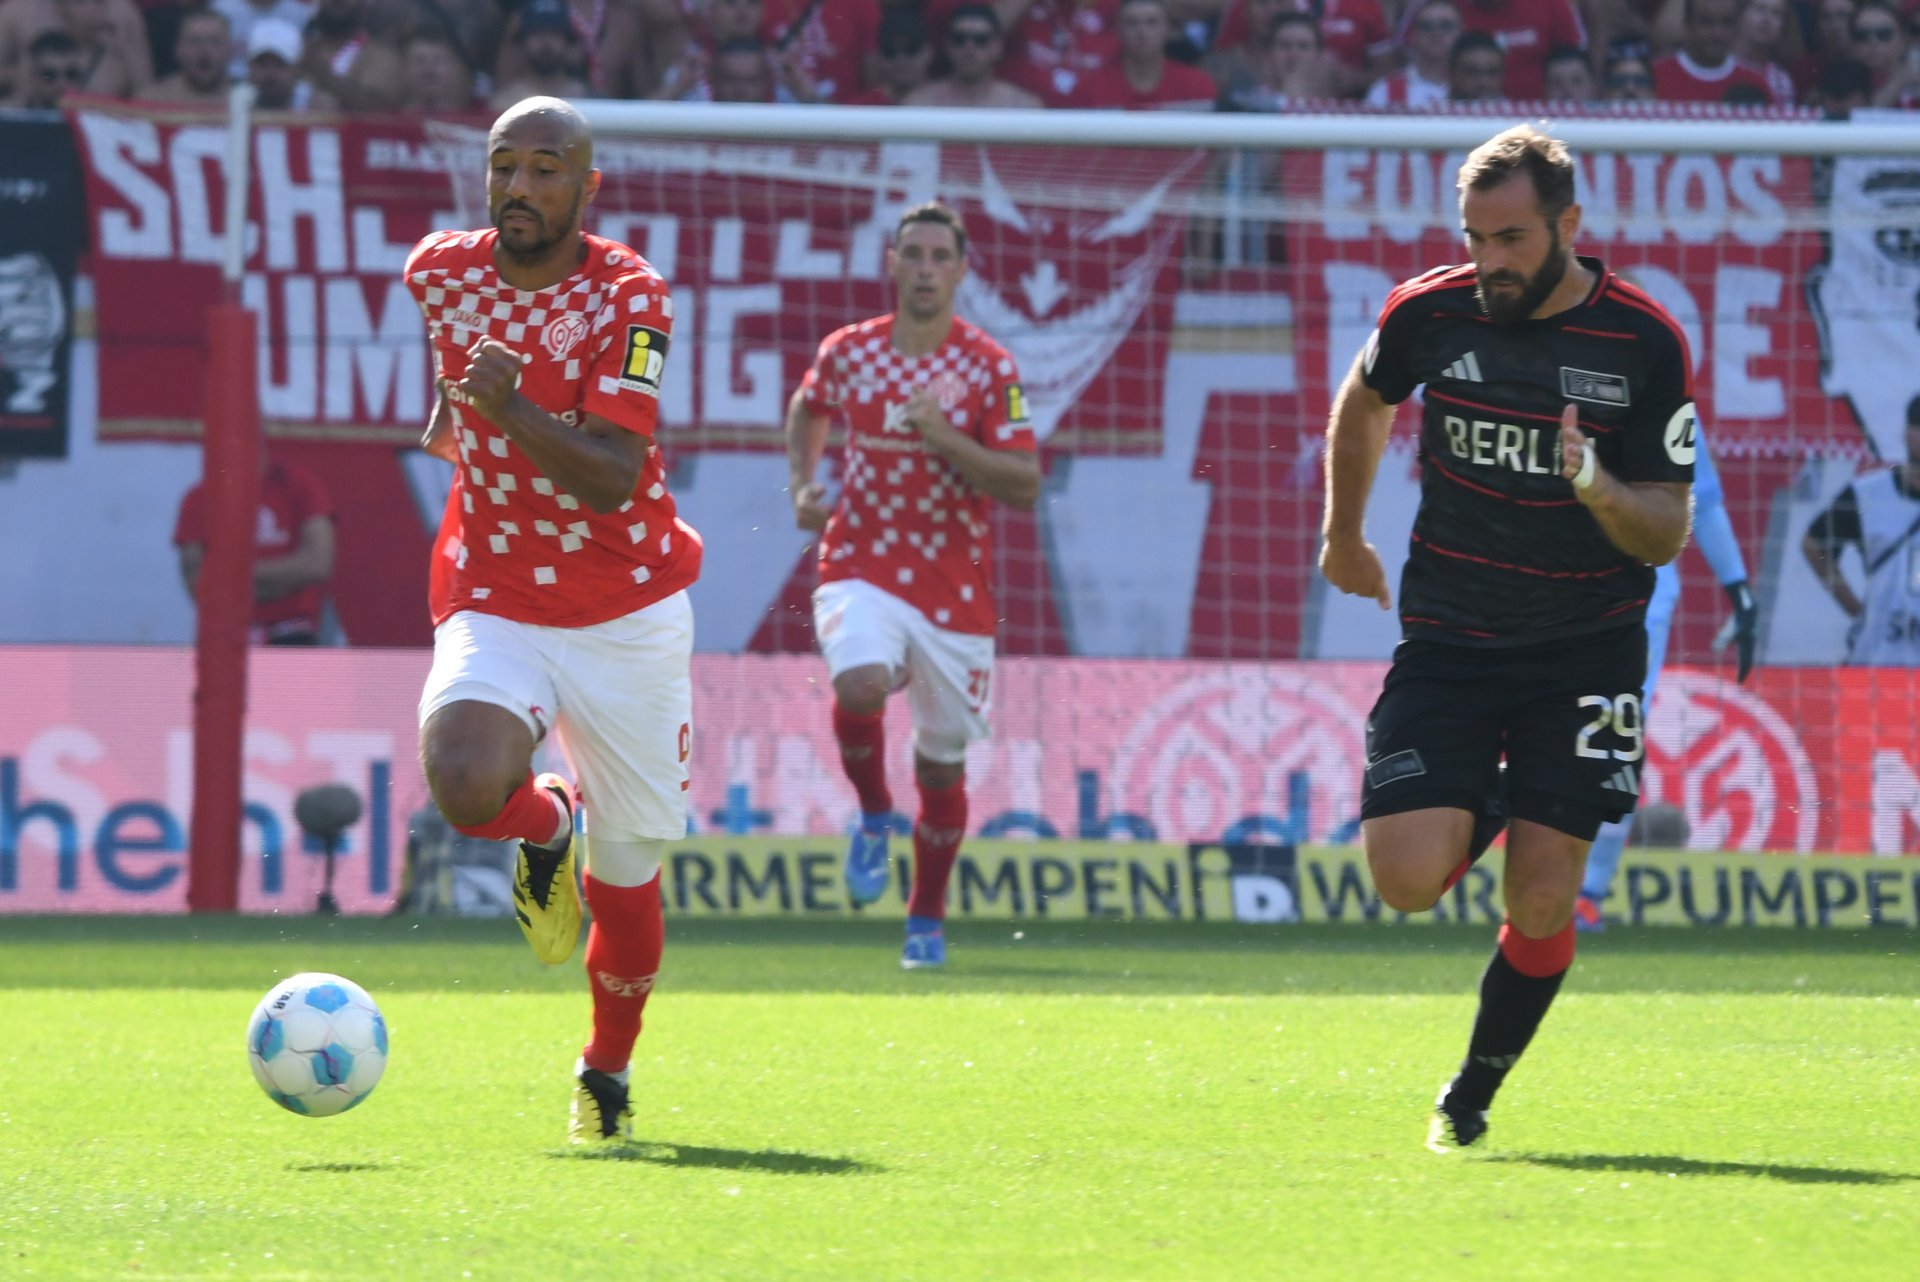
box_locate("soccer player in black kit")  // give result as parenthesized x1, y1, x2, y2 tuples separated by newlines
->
(1320, 126, 1696, 1152)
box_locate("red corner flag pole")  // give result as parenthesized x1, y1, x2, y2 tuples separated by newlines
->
(187, 84, 260, 914)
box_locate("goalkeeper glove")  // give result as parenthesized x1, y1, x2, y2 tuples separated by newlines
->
(1724, 580, 1758, 682)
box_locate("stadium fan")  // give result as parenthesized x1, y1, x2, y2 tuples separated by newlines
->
(1603, 49, 1655, 99)
(986, 0, 1123, 106)
(173, 451, 337, 647)
(1068, 0, 1215, 108)
(1212, 2, 1337, 108)
(142, 7, 233, 102)
(1852, 0, 1920, 105)
(1364, 0, 1455, 108)
(397, 23, 479, 112)
(1790, 0, 1859, 96)
(211, 0, 314, 80)
(4, 27, 84, 103)
(1541, 41, 1599, 99)
(494, 0, 641, 97)
(649, 0, 819, 102)
(1393, 0, 1586, 100)
(298, 0, 403, 109)
(0, 0, 151, 100)
(784, 202, 1040, 971)
(490, 0, 588, 109)
(245, 17, 331, 109)
(1321, 125, 1695, 1152)
(1652, 0, 1777, 102)
(840, 3, 933, 105)
(758, 0, 880, 102)
(1732, 0, 1800, 103)
(407, 98, 700, 1145)
(905, 4, 1041, 107)
(1210, 0, 1390, 96)
(1447, 27, 1504, 100)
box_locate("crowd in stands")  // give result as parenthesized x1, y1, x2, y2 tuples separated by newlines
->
(2, 0, 1916, 113)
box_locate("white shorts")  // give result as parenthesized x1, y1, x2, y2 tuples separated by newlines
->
(812, 578, 993, 764)
(419, 592, 693, 841)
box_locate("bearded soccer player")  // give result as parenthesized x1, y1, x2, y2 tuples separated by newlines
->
(785, 202, 1040, 969)
(1319, 125, 1694, 1151)
(406, 98, 700, 1144)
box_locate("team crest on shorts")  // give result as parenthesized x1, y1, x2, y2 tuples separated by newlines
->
(542, 313, 589, 359)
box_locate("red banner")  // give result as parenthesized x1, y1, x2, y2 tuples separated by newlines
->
(63, 101, 1892, 666)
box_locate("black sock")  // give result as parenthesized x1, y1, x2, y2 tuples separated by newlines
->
(1447, 948, 1567, 1113)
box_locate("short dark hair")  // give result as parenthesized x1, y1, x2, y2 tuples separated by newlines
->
(1543, 45, 1588, 74)
(946, 3, 1001, 36)
(1457, 125, 1577, 221)
(1818, 55, 1872, 99)
(876, 5, 928, 53)
(27, 29, 81, 59)
(1449, 29, 1503, 68)
(896, 201, 967, 256)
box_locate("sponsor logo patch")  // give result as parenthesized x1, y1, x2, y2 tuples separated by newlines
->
(1560, 366, 1631, 406)
(1664, 401, 1698, 464)
(1365, 749, 1428, 789)
(619, 325, 670, 395)
(1004, 381, 1030, 425)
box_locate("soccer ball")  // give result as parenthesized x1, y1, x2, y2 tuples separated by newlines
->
(246, 972, 389, 1117)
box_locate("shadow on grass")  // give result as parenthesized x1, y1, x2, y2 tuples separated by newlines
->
(288, 1161, 389, 1174)
(550, 1141, 878, 1176)
(1488, 1151, 1916, 1185)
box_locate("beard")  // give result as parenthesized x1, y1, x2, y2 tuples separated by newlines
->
(491, 188, 583, 264)
(1476, 229, 1568, 325)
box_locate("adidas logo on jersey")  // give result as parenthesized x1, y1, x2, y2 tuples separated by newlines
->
(1441, 351, 1484, 382)
(1601, 764, 1641, 795)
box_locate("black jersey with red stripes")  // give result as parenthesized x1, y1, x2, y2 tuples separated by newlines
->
(1360, 256, 1696, 647)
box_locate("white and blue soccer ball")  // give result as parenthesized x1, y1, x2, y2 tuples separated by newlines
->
(246, 972, 389, 1117)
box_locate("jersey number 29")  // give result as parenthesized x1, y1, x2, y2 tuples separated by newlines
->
(1574, 692, 1643, 762)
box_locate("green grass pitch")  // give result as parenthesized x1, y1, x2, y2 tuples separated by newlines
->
(2, 914, 1916, 1282)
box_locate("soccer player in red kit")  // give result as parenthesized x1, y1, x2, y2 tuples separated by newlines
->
(785, 202, 1040, 969)
(405, 97, 701, 1144)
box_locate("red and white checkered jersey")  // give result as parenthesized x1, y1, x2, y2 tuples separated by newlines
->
(799, 315, 1035, 636)
(404, 229, 701, 628)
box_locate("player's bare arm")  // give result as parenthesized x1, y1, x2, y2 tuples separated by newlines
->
(784, 388, 833, 531)
(901, 387, 1040, 510)
(422, 392, 456, 463)
(1801, 527, 1864, 618)
(1319, 349, 1398, 610)
(447, 337, 649, 514)
(1557, 407, 1691, 565)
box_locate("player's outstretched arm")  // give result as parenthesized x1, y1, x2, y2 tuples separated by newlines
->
(1319, 349, 1397, 610)
(785, 389, 833, 532)
(447, 339, 648, 513)
(1558, 409, 1690, 565)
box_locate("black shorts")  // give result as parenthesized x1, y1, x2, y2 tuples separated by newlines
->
(1358, 624, 1648, 842)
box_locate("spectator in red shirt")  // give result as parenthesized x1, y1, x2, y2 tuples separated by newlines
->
(761, 0, 880, 102)
(1071, 0, 1215, 106)
(1366, 0, 1456, 107)
(1733, 0, 1799, 102)
(1401, 0, 1585, 100)
(1653, 0, 1777, 103)
(1604, 49, 1656, 99)
(841, 4, 933, 104)
(1541, 42, 1599, 99)
(174, 455, 337, 646)
(1447, 27, 1504, 99)
(1852, 0, 1920, 103)
(996, 0, 1122, 105)
(1210, 0, 1389, 94)
(906, 4, 1042, 106)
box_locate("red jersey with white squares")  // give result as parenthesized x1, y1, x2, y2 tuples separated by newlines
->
(800, 315, 1034, 636)
(405, 229, 700, 628)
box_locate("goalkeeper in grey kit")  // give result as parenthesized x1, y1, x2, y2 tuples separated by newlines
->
(1319, 126, 1695, 1151)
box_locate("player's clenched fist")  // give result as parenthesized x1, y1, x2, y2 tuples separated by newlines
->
(792, 482, 832, 532)
(1320, 534, 1393, 611)
(445, 338, 528, 419)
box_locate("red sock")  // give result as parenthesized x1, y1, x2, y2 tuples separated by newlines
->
(448, 771, 566, 844)
(580, 874, 665, 1074)
(906, 780, 968, 920)
(832, 702, 893, 816)
(1497, 919, 1577, 978)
